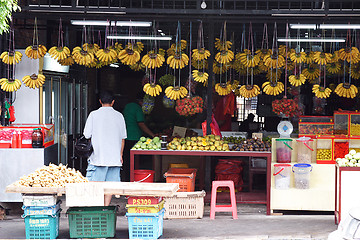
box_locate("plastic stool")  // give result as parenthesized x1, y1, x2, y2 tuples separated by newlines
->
(210, 180, 238, 219)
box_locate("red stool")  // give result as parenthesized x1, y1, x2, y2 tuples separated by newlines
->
(210, 180, 238, 219)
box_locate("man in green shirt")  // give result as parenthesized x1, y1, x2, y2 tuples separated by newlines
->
(122, 97, 154, 181)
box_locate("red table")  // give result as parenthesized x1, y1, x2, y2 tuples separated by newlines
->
(130, 149, 272, 215)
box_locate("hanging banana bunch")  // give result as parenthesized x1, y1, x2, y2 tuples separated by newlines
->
(72, 46, 95, 66)
(262, 81, 284, 96)
(334, 83, 358, 98)
(312, 84, 332, 98)
(350, 63, 360, 79)
(0, 78, 21, 92)
(192, 70, 208, 83)
(83, 43, 100, 54)
(85, 59, 103, 69)
(289, 50, 306, 64)
(263, 51, 285, 68)
(95, 47, 118, 63)
(278, 45, 291, 58)
(118, 47, 141, 66)
(289, 74, 306, 87)
(0, 51, 22, 65)
(215, 82, 232, 96)
(215, 49, 234, 64)
(25, 18, 47, 59)
(302, 64, 320, 82)
(143, 83, 162, 97)
(238, 49, 260, 68)
(192, 48, 211, 61)
(328, 51, 339, 63)
(313, 52, 332, 65)
(22, 73, 45, 89)
(165, 86, 188, 100)
(130, 62, 146, 71)
(127, 42, 145, 54)
(326, 62, 341, 74)
(214, 38, 232, 51)
(266, 69, 282, 81)
(255, 49, 271, 60)
(213, 60, 230, 74)
(238, 84, 260, 98)
(231, 80, 240, 91)
(142, 51, 165, 69)
(338, 47, 360, 63)
(167, 52, 189, 69)
(192, 58, 208, 69)
(304, 51, 315, 64)
(58, 56, 74, 66)
(49, 19, 70, 61)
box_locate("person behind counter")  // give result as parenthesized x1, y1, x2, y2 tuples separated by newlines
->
(239, 113, 260, 138)
(122, 93, 155, 182)
(83, 90, 127, 206)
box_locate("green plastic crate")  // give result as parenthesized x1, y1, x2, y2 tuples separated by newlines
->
(67, 206, 117, 238)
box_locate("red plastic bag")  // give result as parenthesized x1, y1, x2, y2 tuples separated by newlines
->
(9, 105, 15, 123)
(201, 114, 222, 137)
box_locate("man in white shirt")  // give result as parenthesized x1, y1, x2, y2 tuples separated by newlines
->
(83, 91, 127, 206)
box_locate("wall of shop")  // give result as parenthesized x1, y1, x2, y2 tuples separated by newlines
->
(13, 49, 39, 124)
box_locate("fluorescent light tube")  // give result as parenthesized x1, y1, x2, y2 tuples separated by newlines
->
(107, 35, 172, 40)
(278, 38, 345, 43)
(289, 24, 317, 30)
(319, 24, 360, 29)
(71, 20, 151, 27)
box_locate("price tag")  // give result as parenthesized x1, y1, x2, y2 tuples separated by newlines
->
(66, 182, 104, 206)
(172, 126, 187, 138)
(252, 133, 263, 139)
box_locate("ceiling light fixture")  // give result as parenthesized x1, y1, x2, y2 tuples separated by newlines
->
(201, 1, 207, 9)
(71, 20, 151, 27)
(289, 24, 317, 30)
(278, 38, 345, 43)
(107, 35, 172, 41)
(319, 24, 360, 29)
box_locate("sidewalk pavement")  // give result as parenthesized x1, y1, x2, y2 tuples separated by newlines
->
(0, 198, 337, 239)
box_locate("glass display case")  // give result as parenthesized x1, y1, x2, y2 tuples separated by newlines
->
(299, 115, 333, 123)
(0, 124, 54, 148)
(334, 111, 350, 136)
(316, 137, 333, 164)
(333, 138, 349, 160)
(299, 122, 334, 136)
(350, 112, 360, 136)
(349, 138, 360, 153)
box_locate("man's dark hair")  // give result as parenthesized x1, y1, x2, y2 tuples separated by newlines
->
(100, 91, 114, 104)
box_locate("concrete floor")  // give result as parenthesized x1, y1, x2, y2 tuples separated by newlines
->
(0, 197, 338, 239)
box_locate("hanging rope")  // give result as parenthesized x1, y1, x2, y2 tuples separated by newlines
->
(32, 17, 39, 47)
(284, 23, 289, 98)
(57, 18, 64, 48)
(188, 21, 192, 97)
(261, 23, 268, 50)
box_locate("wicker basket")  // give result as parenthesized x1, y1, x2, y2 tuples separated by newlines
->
(164, 191, 205, 219)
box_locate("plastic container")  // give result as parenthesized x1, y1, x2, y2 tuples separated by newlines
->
(170, 163, 189, 168)
(67, 206, 117, 239)
(296, 137, 314, 163)
(273, 164, 291, 189)
(23, 209, 60, 239)
(275, 139, 293, 163)
(22, 201, 61, 216)
(164, 191, 205, 219)
(32, 128, 43, 148)
(22, 195, 58, 207)
(126, 208, 164, 239)
(164, 168, 197, 192)
(292, 163, 312, 189)
(127, 196, 163, 205)
(134, 169, 155, 183)
(126, 200, 165, 213)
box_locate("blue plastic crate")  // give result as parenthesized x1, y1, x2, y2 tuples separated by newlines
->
(23, 210, 60, 239)
(22, 201, 61, 216)
(126, 208, 164, 239)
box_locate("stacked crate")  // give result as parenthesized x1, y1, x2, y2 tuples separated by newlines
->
(22, 194, 61, 239)
(125, 196, 165, 239)
(163, 168, 206, 219)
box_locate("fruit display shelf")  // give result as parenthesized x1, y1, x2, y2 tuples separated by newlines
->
(129, 149, 272, 215)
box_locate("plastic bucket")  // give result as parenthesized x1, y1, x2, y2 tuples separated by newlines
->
(292, 163, 312, 189)
(134, 170, 155, 183)
(275, 139, 293, 163)
(273, 164, 291, 189)
(296, 137, 314, 164)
